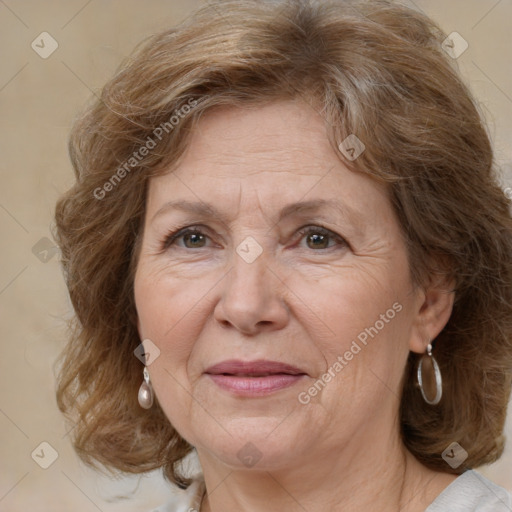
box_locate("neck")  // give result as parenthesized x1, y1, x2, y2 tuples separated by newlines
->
(197, 420, 455, 512)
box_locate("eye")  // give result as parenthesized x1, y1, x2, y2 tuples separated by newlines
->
(161, 225, 347, 251)
(162, 226, 211, 249)
(296, 225, 347, 250)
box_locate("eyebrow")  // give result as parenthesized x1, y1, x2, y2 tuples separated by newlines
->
(152, 198, 362, 229)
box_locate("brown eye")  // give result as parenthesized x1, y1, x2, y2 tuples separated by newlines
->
(297, 226, 347, 251)
(182, 231, 206, 248)
(306, 232, 330, 249)
(163, 227, 210, 250)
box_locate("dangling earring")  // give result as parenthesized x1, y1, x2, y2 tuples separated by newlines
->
(417, 342, 443, 405)
(138, 367, 154, 409)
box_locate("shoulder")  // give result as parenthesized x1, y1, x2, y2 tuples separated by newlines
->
(426, 470, 512, 512)
(147, 476, 205, 512)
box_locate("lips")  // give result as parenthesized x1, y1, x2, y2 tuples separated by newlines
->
(205, 359, 306, 376)
(205, 359, 307, 396)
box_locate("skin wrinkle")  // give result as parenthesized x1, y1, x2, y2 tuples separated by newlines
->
(47, 0, 512, 501)
(134, 100, 457, 511)
(52, 0, 512, 499)
(150, 194, 371, 260)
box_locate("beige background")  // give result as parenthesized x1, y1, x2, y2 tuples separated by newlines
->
(0, 1, 511, 510)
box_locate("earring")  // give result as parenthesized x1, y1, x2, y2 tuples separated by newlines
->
(138, 367, 154, 409)
(417, 342, 443, 405)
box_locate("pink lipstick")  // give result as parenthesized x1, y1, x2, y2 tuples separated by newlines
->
(205, 359, 307, 396)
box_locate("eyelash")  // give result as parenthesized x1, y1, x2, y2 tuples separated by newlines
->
(161, 224, 347, 251)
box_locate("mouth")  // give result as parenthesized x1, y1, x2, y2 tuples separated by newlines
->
(204, 359, 307, 396)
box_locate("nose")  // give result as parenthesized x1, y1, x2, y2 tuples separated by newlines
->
(213, 247, 290, 336)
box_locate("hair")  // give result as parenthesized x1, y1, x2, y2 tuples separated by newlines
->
(54, 0, 512, 488)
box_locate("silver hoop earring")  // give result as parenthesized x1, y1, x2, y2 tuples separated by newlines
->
(138, 367, 154, 409)
(417, 343, 442, 405)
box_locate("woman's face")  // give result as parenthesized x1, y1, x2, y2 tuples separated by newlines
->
(134, 100, 427, 471)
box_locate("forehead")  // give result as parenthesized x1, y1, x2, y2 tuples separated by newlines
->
(179, 100, 332, 175)
(145, 100, 390, 224)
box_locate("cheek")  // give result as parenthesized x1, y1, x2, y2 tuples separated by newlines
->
(135, 260, 185, 333)
(134, 267, 208, 437)
(134, 269, 177, 367)
(292, 264, 407, 349)
(134, 263, 219, 373)
(287, 259, 413, 409)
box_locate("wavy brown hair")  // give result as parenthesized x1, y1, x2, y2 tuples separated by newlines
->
(54, 0, 512, 488)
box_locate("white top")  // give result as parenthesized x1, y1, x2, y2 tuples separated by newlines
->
(425, 470, 512, 511)
(152, 470, 512, 511)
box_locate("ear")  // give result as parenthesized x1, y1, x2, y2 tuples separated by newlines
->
(409, 274, 455, 354)
(136, 317, 142, 340)
(136, 314, 147, 345)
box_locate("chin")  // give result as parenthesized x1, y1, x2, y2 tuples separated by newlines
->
(193, 415, 309, 471)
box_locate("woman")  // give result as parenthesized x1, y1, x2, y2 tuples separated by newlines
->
(54, 0, 512, 510)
